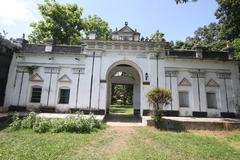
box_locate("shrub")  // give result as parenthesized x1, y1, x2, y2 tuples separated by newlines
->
(63, 116, 78, 133)
(9, 113, 22, 131)
(33, 118, 51, 133)
(89, 113, 105, 129)
(9, 112, 104, 133)
(71, 114, 94, 133)
(78, 118, 91, 133)
(146, 88, 172, 128)
(21, 112, 37, 129)
(92, 118, 103, 129)
(50, 119, 65, 133)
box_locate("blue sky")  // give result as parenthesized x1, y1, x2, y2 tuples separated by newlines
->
(0, 0, 218, 41)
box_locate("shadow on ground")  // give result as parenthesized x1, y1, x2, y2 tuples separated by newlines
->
(106, 114, 142, 123)
(0, 117, 11, 131)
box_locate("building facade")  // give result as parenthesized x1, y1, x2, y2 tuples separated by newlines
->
(3, 23, 240, 117)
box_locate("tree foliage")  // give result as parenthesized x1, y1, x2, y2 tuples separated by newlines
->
(215, 0, 240, 41)
(175, 0, 240, 42)
(111, 84, 133, 105)
(232, 38, 240, 60)
(150, 30, 165, 42)
(174, 0, 240, 59)
(83, 15, 111, 40)
(173, 23, 226, 50)
(29, 0, 84, 44)
(28, 0, 111, 44)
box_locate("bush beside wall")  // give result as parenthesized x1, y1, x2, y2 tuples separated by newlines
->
(9, 112, 104, 133)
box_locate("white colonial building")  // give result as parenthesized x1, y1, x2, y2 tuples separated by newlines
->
(3, 22, 240, 117)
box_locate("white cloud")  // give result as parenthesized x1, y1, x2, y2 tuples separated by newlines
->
(0, 0, 37, 26)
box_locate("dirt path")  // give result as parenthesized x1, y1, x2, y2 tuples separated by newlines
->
(69, 126, 137, 159)
(104, 126, 136, 154)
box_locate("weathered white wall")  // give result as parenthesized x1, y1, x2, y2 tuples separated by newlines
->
(4, 42, 239, 117)
(164, 59, 239, 117)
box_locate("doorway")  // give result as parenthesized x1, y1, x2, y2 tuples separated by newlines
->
(110, 83, 134, 115)
(106, 63, 141, 116)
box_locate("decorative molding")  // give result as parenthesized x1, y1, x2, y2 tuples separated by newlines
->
(190, 72, 205, 78)
(16, 66, 28, 73)
(178, 78, 191, 86)
(131, 44, 138, 50)
(106, 43, 112, 49)
(139, 44, 146, 50)
(58, 74, 72, 82)
(119, 27, 132, 33)
(217, 73, 231, 79)
(123, 44, 129, 50)
(136, 53, 147, 58)
(165, 71, 178, 77)
(72, 68, 85, 74)
(44, 67, 60, 74)
(148, 44, 154, 51)
(30, 73, 44, 82)
(97, 42, 104, 49)
(87, 42, 96, 49)
(206, 79, 219, 87)
(114, 43, 120, 49)
(84, 40, 164, 53)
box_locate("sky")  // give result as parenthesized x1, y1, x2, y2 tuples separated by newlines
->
(0, 0, 218, 41)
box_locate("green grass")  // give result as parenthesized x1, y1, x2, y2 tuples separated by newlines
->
(116, 128, 240, 160)
(0, 119, 240, 160)
(110, 105, 133, 114)
(0, 118, 105, 160)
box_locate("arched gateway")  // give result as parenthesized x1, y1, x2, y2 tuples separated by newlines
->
(105, 60, 143, 116)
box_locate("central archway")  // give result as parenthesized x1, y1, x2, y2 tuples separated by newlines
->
(106, 60, 142, 116)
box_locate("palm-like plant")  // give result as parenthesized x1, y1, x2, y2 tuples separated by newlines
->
(146, 88, 172, 127)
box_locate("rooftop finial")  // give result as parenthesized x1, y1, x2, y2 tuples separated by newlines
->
(125, 21, 128, 26)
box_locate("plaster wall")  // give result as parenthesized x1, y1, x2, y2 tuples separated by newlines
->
(4, 45, 239, 117)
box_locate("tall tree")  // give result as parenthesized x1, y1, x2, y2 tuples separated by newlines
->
(173, 40, 185, 49)
(28, 0, 84, 44)
(187, 23, 226, 50)
(83, 15, 111, 40)
(215, 0, 240, 41)
(150, 30, 165, 42)
(174, 0, 240, 53)
(176, 0, 240, 41)
(194, 23, 221, 42)
(232, 38, 240, 59)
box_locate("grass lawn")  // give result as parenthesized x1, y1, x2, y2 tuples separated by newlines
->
(0, 119, 240, 160)
(110, 105, 133, 115)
